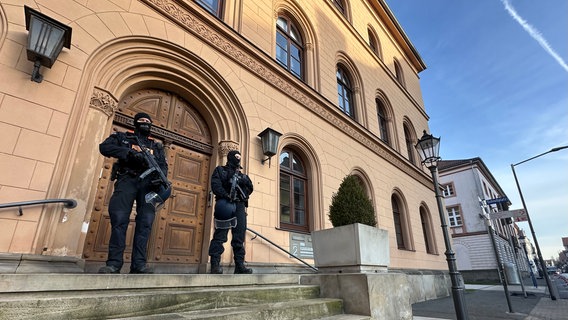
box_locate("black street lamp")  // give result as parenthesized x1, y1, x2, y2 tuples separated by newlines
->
(24, 6, 72, 82)
(415, 130, 469, 320)
(511, 145, 568, 301)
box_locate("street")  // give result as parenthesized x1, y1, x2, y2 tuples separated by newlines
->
(413, 274, 568, 320)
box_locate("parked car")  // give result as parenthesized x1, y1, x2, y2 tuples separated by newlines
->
(547, 266, 559, 275)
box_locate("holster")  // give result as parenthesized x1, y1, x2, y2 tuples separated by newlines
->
(110, 162, 119, 181)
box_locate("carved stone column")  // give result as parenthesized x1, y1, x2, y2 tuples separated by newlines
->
(90, 87, 117, 118)
(218, 140, 240, 159)
(48, 87, 119, 258)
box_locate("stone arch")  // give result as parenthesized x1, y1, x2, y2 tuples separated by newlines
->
(0, 4, 7, 52)
(391, 187, 415, 251)
(394, 58, 405, 87)
(419, 202, 438, 254)
(278, 132, 324, 230)
(402, 116, 419, 166)
(350, 167, 378, 224)
(273, 0, 320, 90)
(331, 0, 352, 23)
(336, 51, 367, 126)
(41, 36, 249, 257)
(375, 89, 398, 150)
(366, 24, 382, 59)
(91, 36, 247, 146)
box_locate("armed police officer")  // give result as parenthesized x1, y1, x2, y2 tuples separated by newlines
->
(98, 112, 168, 274)
(208, 150, 254, 274)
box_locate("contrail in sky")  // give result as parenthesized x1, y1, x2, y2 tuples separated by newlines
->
(502, 0, 568, 72)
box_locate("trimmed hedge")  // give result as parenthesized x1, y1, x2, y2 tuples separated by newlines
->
(328, 175, 377, 227)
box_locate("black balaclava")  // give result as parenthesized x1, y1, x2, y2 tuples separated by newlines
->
(134, 112, 152, 136)
(227, 150, 241, 169)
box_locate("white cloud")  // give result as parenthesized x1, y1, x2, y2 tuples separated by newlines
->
(502, 0, 568, 72)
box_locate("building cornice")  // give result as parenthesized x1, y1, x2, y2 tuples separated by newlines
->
(370, 0, 427, 72)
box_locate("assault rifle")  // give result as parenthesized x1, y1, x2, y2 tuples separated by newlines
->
(134, 136, 172, 208)
(229, 171, 248, 202)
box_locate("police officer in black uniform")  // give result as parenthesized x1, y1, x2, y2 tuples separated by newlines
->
(98, 112, 168, 274)
(209, 150, 254, 274)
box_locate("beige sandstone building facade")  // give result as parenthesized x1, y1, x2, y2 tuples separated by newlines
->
(0, 0, 448, 274)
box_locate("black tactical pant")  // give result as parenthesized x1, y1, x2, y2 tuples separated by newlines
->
(106, 173, 155, 271)
(208, 202, 247, 264)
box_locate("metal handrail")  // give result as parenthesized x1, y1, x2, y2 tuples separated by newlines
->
(0, 199, 77, 216)
(247, 227, 317, 272)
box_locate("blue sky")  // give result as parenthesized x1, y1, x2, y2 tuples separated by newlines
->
(385, 0, 568, 261)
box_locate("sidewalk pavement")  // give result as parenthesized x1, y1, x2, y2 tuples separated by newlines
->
(413, 275, 568, 320)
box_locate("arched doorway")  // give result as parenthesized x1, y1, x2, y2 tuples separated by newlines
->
(83, 89, 213, 273)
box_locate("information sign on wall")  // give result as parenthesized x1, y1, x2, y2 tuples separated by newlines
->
(289, 233, 313, 259)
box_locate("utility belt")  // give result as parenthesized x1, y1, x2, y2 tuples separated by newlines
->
(110, 163, 142, 181)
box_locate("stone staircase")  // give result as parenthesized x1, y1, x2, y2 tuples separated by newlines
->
(0, 274, 370, 320)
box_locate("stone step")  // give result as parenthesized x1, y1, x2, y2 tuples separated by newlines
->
(315, 315, 372, 320)
(0, 273, 301, 293)
(0, 274, 371, 320)
(111, 298, 345, 319)
(0, 283, 320, 319)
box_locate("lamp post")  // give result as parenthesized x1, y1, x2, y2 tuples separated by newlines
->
(511, 145, 568, 301)
(415, 131, 469, 320)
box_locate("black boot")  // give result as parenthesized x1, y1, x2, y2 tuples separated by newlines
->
(210, 258, 223, 274)
(234, 262, 252, 274)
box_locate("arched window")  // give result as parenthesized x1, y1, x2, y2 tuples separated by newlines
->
(352, 174, 371, 199)
(195, 0, 224, 18)
(276, 16, 304, 80)
(392, 195, 406, 249)
(376, 98, 390, 145)
(333, 0, 347, 16)
(404, 124, 415, 164)
(280, 149, 309, 232)
(391, 194, 413, 250)
(368, 28, 381, 58)
(394, 59, 405, 87)
(420, 206, 435, 254)
(336, 65, 354, 118)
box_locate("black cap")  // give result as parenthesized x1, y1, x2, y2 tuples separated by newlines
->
(134, 112, 152, 123)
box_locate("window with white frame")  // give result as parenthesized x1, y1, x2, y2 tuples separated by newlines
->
(442, 183, 455, 197)
(446, 206, 462, 227)
(336, 65, 354, 118)
(276, 15, 304, 80)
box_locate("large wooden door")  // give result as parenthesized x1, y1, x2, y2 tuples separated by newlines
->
(83, 89, 213, 273)
(148, 144, 210, 271)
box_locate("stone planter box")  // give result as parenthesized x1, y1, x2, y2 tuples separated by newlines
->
(311, 223, 389, 273)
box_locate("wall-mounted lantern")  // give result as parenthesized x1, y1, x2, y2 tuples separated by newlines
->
(258, 128, 282, 167)
(24, 6, 72, 83)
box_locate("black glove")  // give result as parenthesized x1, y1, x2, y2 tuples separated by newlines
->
(127, 150, 146, 165)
